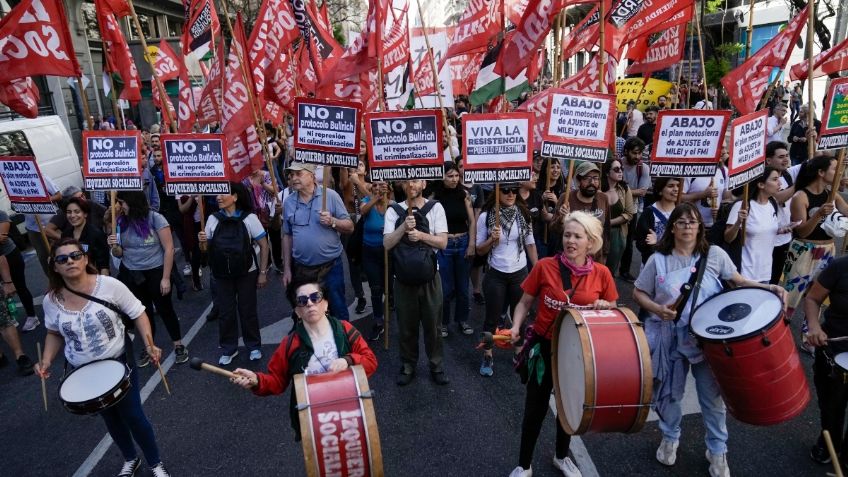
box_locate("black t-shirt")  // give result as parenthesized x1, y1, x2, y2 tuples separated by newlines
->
(523, 189, 544, 239)
(818, 256, 848, 337)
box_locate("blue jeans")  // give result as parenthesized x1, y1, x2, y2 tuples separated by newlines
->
(361, 245, 388, 322)
(99, 353, 161, 466)
(324, 257, 349, 321)
(437, 234, 471, 325)
(657, 359, 728, 455)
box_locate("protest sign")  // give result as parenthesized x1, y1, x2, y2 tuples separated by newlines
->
(293, 97, 363, 168)
(542, 89, 615, 162)
(0, 156, 55, 214)
(727, 110, 768, 190)
(462, 113, 533, 183)
(818, 77, 848, 151)
(364, 110, 445, 181)
(82, 130, 143, 191)
(161, 134, 231, 195)
(614, 78, 673, 112)
(650, 109, 731, 177)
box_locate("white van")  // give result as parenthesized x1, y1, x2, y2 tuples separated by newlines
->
(0, 116, 83, 238)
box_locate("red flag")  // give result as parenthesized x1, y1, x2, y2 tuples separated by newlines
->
(382, 6, 410, 73)
(197, 38, 224, 126)
(610, 0, 692, 52)
(247, 0, 300, 103)
(626, 25, 686, 75)
(181, 0, 221, 56)
(222, 16, 263, 179)
(177, 58, 196, 133)
(152, 82, 176, 120)
(516, 90, 549, 149)
(296, 43, 319, 95)
(322, 0, 386, 85)
(561, 6, 600, 60)
(505, 0, 529, 26)
(96, 0, 141, 102)
(558, 52, 618, 93)
(0, 77, 39, 118)
(790, 36, 848, 81)
(413, 52, 438, 97)
(265, 50, 296, 115)
(154, 40, 181, 82)
(0, 0, 81, 83)
(449, 53, 483, 96)
(99, 0, 131, 17)
(526, 48, 545, 84)
(721, 6, 808, 115)
(445, 0, 500, 60)
(298, 0, 344, 83)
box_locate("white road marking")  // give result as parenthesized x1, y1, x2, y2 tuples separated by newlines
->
(73, 302, 214, 477)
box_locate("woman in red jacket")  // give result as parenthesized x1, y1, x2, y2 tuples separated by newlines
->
(230, 280, 377, 439)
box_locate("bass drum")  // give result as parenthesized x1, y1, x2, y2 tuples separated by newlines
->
(552, 307, 653, 435)
(294, 365, 383, 477)
(690, 287, 810, 426)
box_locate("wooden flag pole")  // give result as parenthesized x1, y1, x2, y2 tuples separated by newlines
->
(807, 1, 816, 161)
(374, 56, 390, 350)
(828, 149, 847, 203)
(740, 0, 757, 246)
(126, 0, 177, 133)
(78, 76, 93, 131)
(694, 9, 718, 217)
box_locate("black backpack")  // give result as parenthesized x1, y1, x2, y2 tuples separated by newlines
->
(390, 200, 438, 286)
(710, 197, 779, 271)
(209, 211, 256, 279)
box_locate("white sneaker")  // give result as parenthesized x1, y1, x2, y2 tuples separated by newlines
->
(553, 456, 582, 477)
(249, 349, 262, 361)
(508, 466, 532, 477)
(706, 450, 730, 477)
(183, 264, 192, 276)
(21, 316, 39, 332)
(219, 350, 238, 366)
(656, 438, 679, 466)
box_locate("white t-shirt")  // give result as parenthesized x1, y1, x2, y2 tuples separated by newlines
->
(43, 276, 146, 368)
(305, 328, 339, 375)
(205, 211, 267, 272)
(476, 211, 536, 273)
(766, 115, 789, 144)
(626, 109, 644, 138)
(683, 166, 728, 227)
(775, 164, 802, 246)
(727, 200, 779, 282)
(383, 200, 448, 253)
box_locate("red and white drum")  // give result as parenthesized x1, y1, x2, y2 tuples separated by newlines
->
(690, 287, 810, 426)
(552, 307, 653, 435)
(294, 365, 383, 477)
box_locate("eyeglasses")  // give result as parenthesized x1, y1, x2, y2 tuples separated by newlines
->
(54, 251, 85, 264)
(295, 291, 324, 307)
(580, 176, 600, 183)
(611, 167, 622, 173)
(500, 187, 518, 194)
(674, 220, 700, 229)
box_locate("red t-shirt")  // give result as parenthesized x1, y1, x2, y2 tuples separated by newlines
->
(521, 257, 619, 339)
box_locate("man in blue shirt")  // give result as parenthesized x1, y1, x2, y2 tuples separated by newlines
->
(281, 163, 354, 321)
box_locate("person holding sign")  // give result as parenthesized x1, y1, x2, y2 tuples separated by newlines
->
(507, 212, 617, 477)
(476, 183, 537, 376)
(549, 163, 610, 262)
(633, 203, 787, 477)
(788, 104, 821, 165)
(199, 182, 270, 365)
(357, 179, 393, 342)
(108, 191, 189, 366)
(682, 145, 731, 232)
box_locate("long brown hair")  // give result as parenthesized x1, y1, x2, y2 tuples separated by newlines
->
(655, 203, 710, 256)
(47, 238, 99, 293)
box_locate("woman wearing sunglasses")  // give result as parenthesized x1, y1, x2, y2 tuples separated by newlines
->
(602, 158, 636, 278)
(60, 196, 110, 275)
(476, 183, 537, 377)
(107, 191, 188, 367)
(507, 211, 617, 477)
(632, 203, 786, 477)
(198, 182, 270, 366)
(36, 238, 173, 477)
(229, 280, 377, 440)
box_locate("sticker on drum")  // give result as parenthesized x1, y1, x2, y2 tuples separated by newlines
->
(690, 287, 782, 341)
(835, 353, 848, 372)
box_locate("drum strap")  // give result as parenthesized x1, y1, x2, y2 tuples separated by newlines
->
(674, 253, 709, 323)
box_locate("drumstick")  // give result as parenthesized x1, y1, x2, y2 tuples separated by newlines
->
(145, 334, 171, 395)
(189, 357, 237, 379)
(823, 430, 844, 477)
(37, 342, 47, 412)
(829, 337, 848, 342)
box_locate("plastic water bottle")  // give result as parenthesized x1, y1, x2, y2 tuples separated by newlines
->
(5, 297, 16, 317)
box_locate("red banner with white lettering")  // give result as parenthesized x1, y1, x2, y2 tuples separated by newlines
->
(196, 39, 224, 126)
(0, 0, 81, 83)
(222, 16, 262, 179)
(413, 52, 438, 97)
(721, 5, 808, 116)
(558, 53, 618, 94)
(562, 6, 600, 60)
(97, 0, 141, 103)
(449, 53, 482, 96)
(381, 6, 410, 73)
(181, 0, 221, 56)
(265, 50, 296, 115)
(248, 0, 300, 107)
(177, 58, 196, 133)
(445, 0, 500, 60)
(154, 40, 181, 82)
(790, 36, 848, 82)
(0, 77, 39, 118)
(626, 25, 685, 75)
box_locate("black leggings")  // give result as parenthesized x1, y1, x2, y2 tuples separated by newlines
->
(6, 249, 35, 316)
(483, 268, 526, 333)
(814, 347, 848, 458)
(518, 339, 571, 469)
(119, 265, 182, 343)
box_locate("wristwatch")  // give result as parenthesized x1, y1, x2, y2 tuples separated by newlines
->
(331, 219, 337, 229)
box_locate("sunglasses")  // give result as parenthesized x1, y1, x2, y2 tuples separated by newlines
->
(611, 167, 622, 173)
(500, 187, 519, 194)
(295, 291, 324, 307)
(54, 251, 85, 264)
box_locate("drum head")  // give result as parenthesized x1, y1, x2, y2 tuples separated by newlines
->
(556, 311, 587, 432)
(690, 287, 782, 341)
(835, 353, 848, 372)
(60, 360, 126, 403)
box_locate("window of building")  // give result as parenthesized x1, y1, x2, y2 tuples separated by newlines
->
(127, 12, 161, 40)
(81, 2, 100, 40)
(166, 15, 183, 38)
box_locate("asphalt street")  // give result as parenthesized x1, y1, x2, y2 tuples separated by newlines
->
(0, 248, 833, 477)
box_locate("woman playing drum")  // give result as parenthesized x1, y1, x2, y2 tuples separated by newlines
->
(507, 211, 617, 477)
(229, 280, 377, 439)
(35, 238, 172, 477)
(632, 203, 787, 477)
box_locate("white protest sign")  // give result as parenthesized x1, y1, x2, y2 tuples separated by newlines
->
(462, 112, 533, 184)
(293, 97, 362, 167)
(650, 109, 732, 177)
(727, 110, 768, 190)
(0, 156, 55, 214)
(82, 131, 143, 190)
(542, 89, 616, 162)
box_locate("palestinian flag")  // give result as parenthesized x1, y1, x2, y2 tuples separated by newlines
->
(470, 37, 529, 106)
